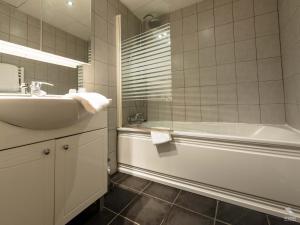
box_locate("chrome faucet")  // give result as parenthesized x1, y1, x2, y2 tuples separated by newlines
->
(20, 83, 30, 94)
(128, 113, 146, 124)
(30, 81, 54, 96)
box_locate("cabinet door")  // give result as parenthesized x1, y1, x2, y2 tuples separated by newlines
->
(0, 141, 55, 225)
(55, 129, 108, 225)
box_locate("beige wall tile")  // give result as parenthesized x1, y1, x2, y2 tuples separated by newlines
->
(199, 47, 216, 67)
(216, 43, 235, 65)
(237, 82, 259, 104)
(201, 85, 218, 105)
(200, 66, 217, 85)
(233, 0, 254, 21)
(254, 0, 278, 15)
(238, 105, 260, 123)
(234, 18, 255, 41)
(198, 28, 215, 49)
(256, 35, 281, 59)
(197, 10, 214, 31)
(236, 60, 258, 83)
(217, 63, 236, 84)
(215, 23, 234, 45)
(214, 3, 233, 26)
(259, 80, 285, 104)
(235, 39, 257, 62)
(255, 12, 279, 37)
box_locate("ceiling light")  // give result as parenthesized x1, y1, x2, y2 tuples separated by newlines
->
(67, 0, 73, 6)
(0, 40, 87, 68)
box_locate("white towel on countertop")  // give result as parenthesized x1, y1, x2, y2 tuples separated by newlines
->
(151, 130, 172, 145)
(67, 92, 111, 114)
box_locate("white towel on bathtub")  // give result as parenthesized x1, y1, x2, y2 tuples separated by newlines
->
(67, 92, 111, 114)
(151, 130, 172, 145)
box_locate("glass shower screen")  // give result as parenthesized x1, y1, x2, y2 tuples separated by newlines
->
(121, 23, 172, 129)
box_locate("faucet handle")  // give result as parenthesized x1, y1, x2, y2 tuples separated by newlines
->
(30, 81, 54, 96)
(31, 81, 54, 87)
(20, 82, 29, 94)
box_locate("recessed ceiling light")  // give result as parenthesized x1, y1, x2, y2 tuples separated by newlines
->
(67, 0, 73, 6)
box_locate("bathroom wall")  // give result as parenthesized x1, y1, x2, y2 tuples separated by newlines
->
(89, 0, 141, 173)
(279, 0, 300, 129)
(0, 0, 88, 94)
(148, 0, 285, 124)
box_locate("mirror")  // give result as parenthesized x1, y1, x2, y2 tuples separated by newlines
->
(0, 0, 91, 94)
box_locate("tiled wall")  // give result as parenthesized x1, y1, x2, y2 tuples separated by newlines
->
(0, 0, 88, 94)
(89, 0, 141, 174)
(148, 0, 286, 124)
(279, 0, 300, 129)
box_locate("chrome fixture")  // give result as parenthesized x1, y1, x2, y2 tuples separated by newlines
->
(143, 14, 161, 31)
(30, 81, 54, 96)
(128, 113, 146, 124)
(20, 83, 30, 94)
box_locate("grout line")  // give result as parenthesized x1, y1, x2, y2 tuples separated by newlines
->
(215, 219, 232, 225)
(115, 176, 224, 223)
(141, 192, 175, 205)
(213, 200, 219, 225)
(104, 207, 120, 225)
(266, 214, 271, 225)
(211, 0, 220, 122)
(173, 203, 216, 221)
(159, 190, 182, 225)
(276, 0, 287, 124)
(231, 0, 240, 123)
(252, 0, 262, 124)
(106, 179, 152, 225)
(104, 206, 140, 225)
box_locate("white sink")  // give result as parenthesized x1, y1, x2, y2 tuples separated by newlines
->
(0, 94, 89, 130)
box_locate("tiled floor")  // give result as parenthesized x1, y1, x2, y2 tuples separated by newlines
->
(68, 172, 299, 225)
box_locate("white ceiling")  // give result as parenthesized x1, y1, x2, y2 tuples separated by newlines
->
(120, 0, 201, 19)
(3, 0, 91, 41)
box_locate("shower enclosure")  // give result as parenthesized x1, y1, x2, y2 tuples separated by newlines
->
(116, 0, 300, 222)
(120, 21, 172, 129)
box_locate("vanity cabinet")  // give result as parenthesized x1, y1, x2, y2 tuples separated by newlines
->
(0, 141, 55, 225)
(0, 129, 107, 225)
(55, 129, 108, 225)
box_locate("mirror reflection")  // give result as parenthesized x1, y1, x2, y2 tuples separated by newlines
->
(0, 0, 91, 94)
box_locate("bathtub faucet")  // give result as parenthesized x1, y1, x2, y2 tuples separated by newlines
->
(128, 113, 145, 124)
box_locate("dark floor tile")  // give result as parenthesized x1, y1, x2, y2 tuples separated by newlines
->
(215, 222, 228, 225)
(110, 216, 137, 225)
(111, 172, 130, 183)
(143, 182, 180, 203)
(118, 175, 150, 192)
(67, 200, 101, 225)
(217, 201, 269, 225)
(174, 191, 217, 217)
(85, 209, 117, 225)
(121, 195, 171, 225)
(104, 186, 137, 213)
(268, 215, 300, 225)
(163, 206, 214, 225)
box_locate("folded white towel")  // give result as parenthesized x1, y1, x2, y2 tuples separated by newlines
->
(67, 92, 111, 114)
(151, 130, 172, 145)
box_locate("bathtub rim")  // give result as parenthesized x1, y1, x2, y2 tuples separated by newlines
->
(117, 124, 300, 149)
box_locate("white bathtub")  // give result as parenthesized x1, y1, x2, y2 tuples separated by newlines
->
(118, 122, 300, 221)
(123, 121, 300, 147)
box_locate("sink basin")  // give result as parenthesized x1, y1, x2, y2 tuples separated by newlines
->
(0, 94, 88, 129)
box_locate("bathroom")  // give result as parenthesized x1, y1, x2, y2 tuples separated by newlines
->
(0, 0, 299, 224)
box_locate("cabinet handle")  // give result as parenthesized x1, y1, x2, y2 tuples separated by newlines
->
(63, 145, 69, 150)
(43, 149, 50, 155)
